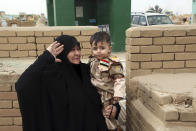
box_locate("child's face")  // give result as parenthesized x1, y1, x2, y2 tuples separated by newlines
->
(91, 41, 112, 60)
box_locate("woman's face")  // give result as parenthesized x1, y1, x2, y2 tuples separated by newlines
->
(67, 45, 81, 64)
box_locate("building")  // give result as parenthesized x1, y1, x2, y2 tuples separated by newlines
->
(46, 0, 130, 52)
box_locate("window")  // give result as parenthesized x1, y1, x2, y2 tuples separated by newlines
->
(147, 15, 172, 25)
(139, 16, 147, 26)
(131, 16, 140, 25)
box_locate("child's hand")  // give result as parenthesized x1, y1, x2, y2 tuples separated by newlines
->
(112, 74, 123, 81)
(47, 41, 64, 63)
(103, 105, 117, 119)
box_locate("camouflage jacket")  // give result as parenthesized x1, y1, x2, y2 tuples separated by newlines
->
(89, 56, 126, 103)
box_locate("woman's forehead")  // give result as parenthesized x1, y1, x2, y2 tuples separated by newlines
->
(73, 44, 80, 48)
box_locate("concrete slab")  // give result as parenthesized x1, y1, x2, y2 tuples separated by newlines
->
(0, 52, 126, 75)
(132, 73, 196, 97)
(0, 58, 35, 74)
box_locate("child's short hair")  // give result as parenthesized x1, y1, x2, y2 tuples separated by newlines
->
(90, 31, 111, 46)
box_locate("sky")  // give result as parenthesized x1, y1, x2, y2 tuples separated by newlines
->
(0, 0, 193, 16)
(132, 0, 192, 15)
(0, 0, 47, 15)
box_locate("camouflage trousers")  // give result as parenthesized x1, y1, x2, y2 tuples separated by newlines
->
(98, 89, 118, 130)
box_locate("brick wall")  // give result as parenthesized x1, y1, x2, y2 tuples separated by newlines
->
(0, 26, 98, 130)
(0, 26, 98, 59)
(126, 25, 196, 131)
(126, 25, 196, 79)
(0, 71, 21, 131)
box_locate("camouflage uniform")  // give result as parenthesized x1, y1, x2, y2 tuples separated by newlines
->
(89, 56, 126, 130)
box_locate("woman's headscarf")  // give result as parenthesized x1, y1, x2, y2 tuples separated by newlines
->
(54, 35, 80, 62)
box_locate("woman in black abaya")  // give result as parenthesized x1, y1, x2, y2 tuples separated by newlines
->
(15, 35, 108, 131)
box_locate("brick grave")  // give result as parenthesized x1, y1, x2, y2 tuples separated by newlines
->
(125, 25, 196, 131)
(127, 73, 196, 131)
(0, 26, 97, 59)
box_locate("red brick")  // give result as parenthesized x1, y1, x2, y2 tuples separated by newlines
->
(0, 117, 13, 125)
(17, 31, 34, 36)
(127, 38, 152, 46)
(18, 44, 36, 51)
(13, 100, 19, 109)
(164, 30, 186, 36)
(0, 37, 8, 44)
(0, 44, 17, 51)
(0, 126, 22, 131)
(186, 60, 196, 67)
(37, 50, 44, 56)
(63, 30, 80, 36)
(0, 101, 12, 108)
(163, 45, 184, 52)
(35, 31, 43, 36)
(175, 53, 196, 60)
(0, 109, 21, 116)
(0, 83, 12, 91)
(153, 37, 175, 45)
(176, 36, 196, 44)
(141, 62, 162, 69)
(36, 37, 54, 44)
(8, 37, 27, 44)
(14, 117, 22, 125)
(126, 46, 140, 53)
(163, 61, 184, 69)
(152, 53, 174, 61)
(10, 51, 28, 57)
(0, 51, 9, 57)
(81, 42, 91, 49)
(76, 36, 91, 42)
(0, 92, 17, 100)
(130, 54, 151, 62)
(29, 51, 37, 57)
(140, 30, 163, 37)
(81, 49, 91, 55)
(44, 31, 61, 36)
(81, 29, 98, 35)
(27, 37, 35, 43)
(37, 44, 45, 50)
(141, 46, 162, 53)
(0, 31, 16, 36)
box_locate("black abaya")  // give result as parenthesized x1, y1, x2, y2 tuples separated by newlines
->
(15, 50, 108, 131)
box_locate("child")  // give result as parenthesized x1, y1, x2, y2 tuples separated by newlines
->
(89, 31, 126, 130)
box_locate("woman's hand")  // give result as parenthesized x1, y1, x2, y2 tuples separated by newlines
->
(103, 105, 117, 119)
(47, 41, 64, 63)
